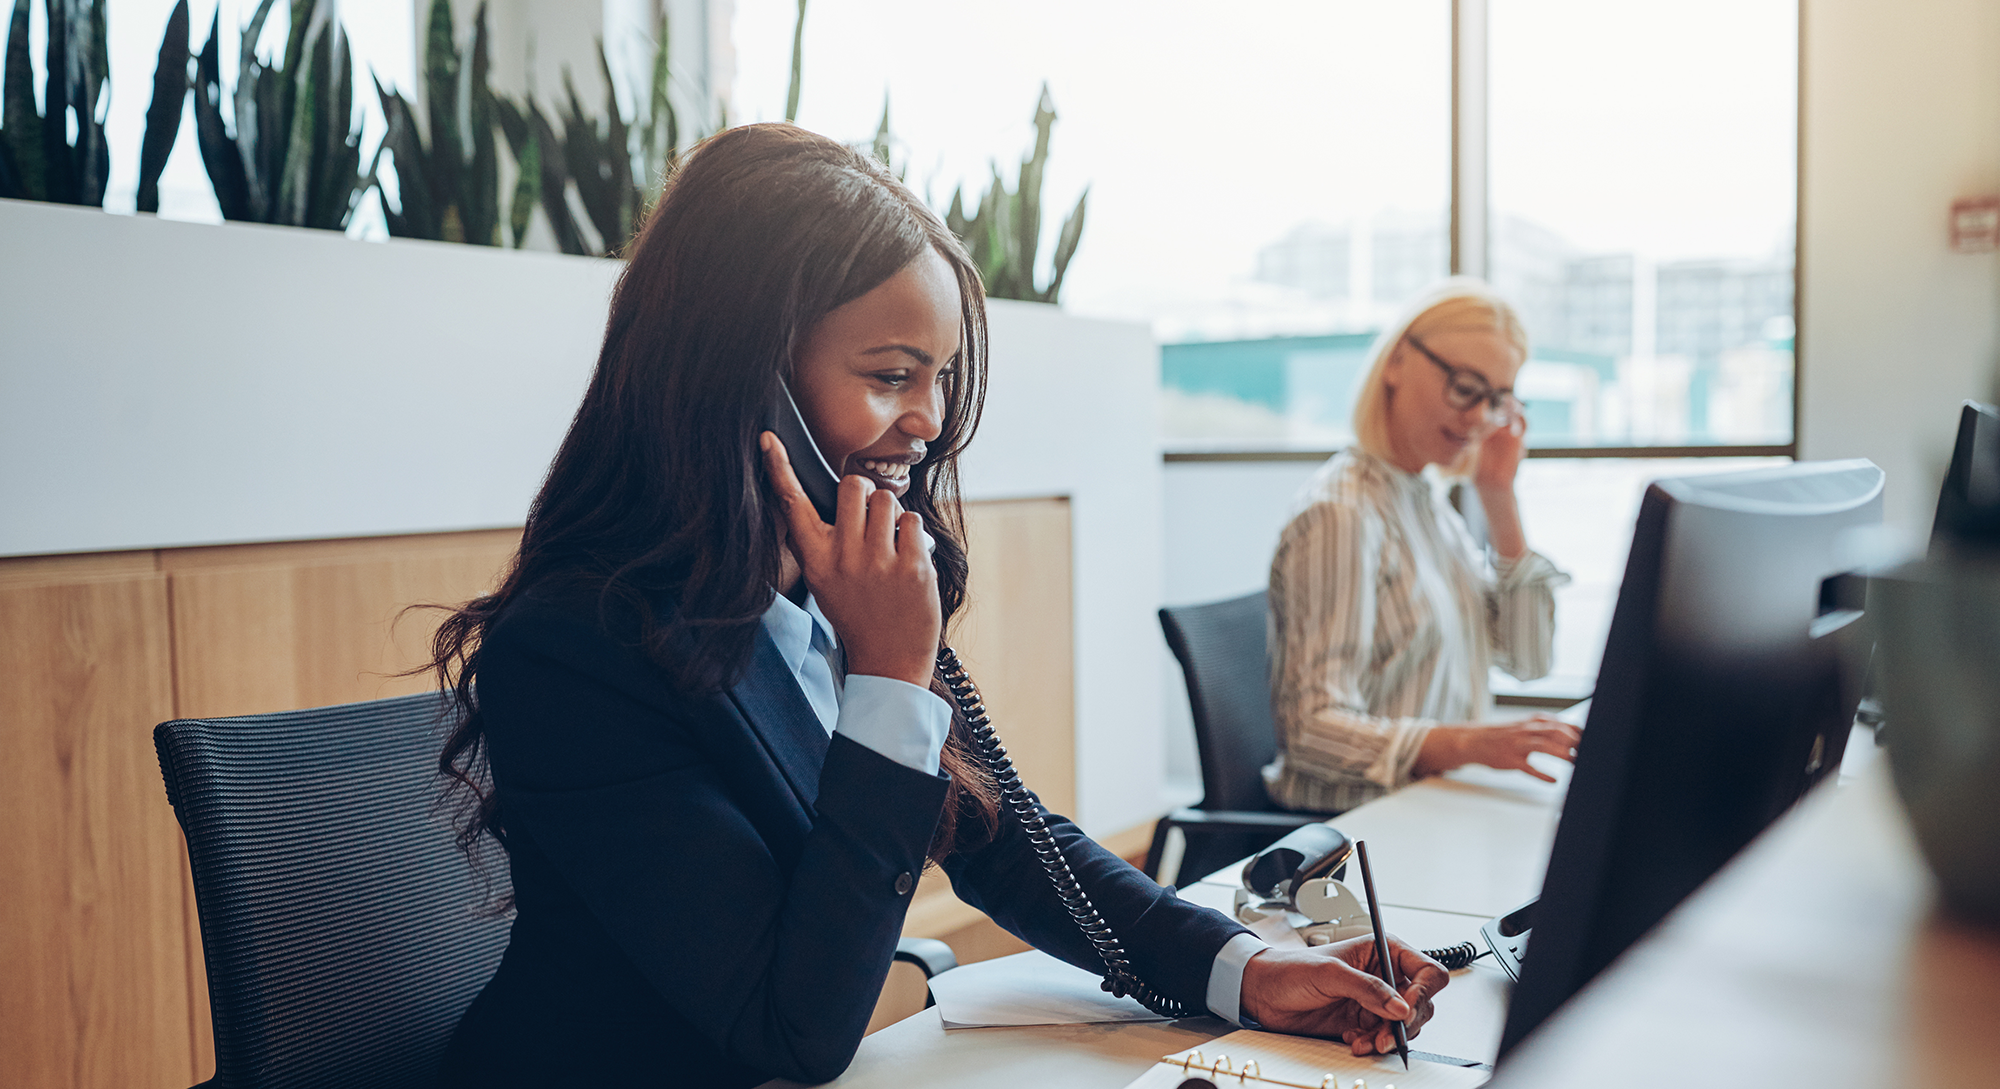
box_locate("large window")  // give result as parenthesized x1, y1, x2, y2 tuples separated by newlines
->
(1145, 1, 1800, 690)
(1154, 0, 1798, 456)
(730, 0, 1451, 399)
(1490, 0, 1798, 451)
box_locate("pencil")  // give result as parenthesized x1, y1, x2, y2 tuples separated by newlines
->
(1354, 839, 1410, 1070)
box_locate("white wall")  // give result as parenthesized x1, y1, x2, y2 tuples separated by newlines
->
(962, 302, 1168, 835)
(0, 200, 619, 554)
(1799, 0, 2000, 539)
(1157, 460, 1320, 795)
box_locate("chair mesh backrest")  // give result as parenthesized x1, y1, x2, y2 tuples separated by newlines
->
(1159, 591, 1280, 812)
(155, 691, 512, 1089)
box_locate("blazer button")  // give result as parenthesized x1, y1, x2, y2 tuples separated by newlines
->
(894, 871, 915, 896)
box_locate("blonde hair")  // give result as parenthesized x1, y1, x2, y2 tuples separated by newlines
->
(1350, 278, 1529, 478)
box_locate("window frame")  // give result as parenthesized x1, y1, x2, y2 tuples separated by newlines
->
(1163, 0, 1800, 465)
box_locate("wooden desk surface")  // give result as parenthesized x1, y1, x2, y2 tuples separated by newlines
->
(1490, 764, 2000, 1087)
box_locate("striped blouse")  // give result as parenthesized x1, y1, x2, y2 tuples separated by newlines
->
(1263, 449, 1568, 813)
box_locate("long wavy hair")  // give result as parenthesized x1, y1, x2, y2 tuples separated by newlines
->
(427, 123, 998, 866)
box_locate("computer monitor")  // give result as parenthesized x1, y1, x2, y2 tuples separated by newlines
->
(1931, 400, 2000, 549)
(1496, 459, 1884, 1059)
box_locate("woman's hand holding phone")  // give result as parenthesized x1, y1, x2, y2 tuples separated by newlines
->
(762, 432, 940, 688)
(1474, 404, 1528, 493)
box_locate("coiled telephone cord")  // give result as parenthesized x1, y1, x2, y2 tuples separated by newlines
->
(1420, 941, 1490, 972)
(936, 646, 1200, 1019)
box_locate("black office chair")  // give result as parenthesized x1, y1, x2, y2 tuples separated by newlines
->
(156, 691, 513, 1089)
(1148, 591, 1337, 886)
(156, 691, 964, 1088)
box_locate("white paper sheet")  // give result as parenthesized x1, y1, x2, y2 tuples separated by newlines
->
(1127, 1029, 1491, 1089)
(926, 949, 1172, 1028)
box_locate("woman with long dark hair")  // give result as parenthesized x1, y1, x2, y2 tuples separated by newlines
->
(429, 123, 1448, 1087)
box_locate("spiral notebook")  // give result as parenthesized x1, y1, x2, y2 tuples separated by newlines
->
(1120, 1029, 1491, 1089)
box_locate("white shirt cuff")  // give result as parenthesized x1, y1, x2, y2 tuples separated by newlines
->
(1206, 931, 1270, 1025)
(835, 674, 952, 775)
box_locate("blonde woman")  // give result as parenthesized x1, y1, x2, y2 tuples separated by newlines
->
(1264, 279, 1581, 813)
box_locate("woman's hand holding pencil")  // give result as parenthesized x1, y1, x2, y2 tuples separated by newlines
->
(1237, 934, 1448, 1057)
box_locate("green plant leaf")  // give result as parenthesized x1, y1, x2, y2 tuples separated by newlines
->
(594, 41, 633, 251)
(233, 0, 278, 214)
(422, 0, 459, 206)
(527, 100, 586, 255)
(272, 19, 324, 226)
(39, 0, 74, 203)
(558, 65, 619, 254)
(274, 0, 312, 160)
(872, 93, 891, 169)
(192, 10, 249, 218)
(1042, 186, 1086, 304)
(944, 186, 968, 240)
(1013, 83, 1056, 299)
(251, 61, 285, 216)
(375, 77, 435, 238)
(0, 138, 19, 199)
(304, 25, 358, 229)
(506, 118, 538, 248)
(785, 0, 806, 123)
(493, 92, 527, 156)
(461, 1, 499, 246)
(3, 0, 46, 201)
(137, 0, 192, 213)
(648, 13, 675, 190)
(76, 0, 110, 206)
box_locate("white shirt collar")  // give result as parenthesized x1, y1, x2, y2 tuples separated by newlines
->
(760, 588, 839, 673)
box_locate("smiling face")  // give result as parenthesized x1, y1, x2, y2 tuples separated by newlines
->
(791, 247, 963, 498)
(1380, 327, 1523, 473)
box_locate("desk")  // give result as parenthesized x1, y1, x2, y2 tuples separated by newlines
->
(1489, 763, 2000, 1087)
(767, 764, 1566, 1089)
(1192, 764, 1568, 920)
(766, 728, 2000, 1089)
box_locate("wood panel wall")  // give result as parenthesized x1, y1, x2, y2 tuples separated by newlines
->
(0, 500, 1076, 1087)
(0, 557, 192, 1089)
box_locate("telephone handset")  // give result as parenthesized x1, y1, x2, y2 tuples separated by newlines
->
(1233, 823, 1489, 972)
(767, 382, 1197, 1018)
(768, 382, 845, 525)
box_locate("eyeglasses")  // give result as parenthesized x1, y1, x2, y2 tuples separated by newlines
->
(1403, 334, 1522, 420)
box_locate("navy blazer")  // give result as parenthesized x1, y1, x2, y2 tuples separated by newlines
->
(437, 588, 1247, 1087)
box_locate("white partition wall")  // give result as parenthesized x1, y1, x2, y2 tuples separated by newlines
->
(962, 301, 1167, 835)
(1799, 0, 2000, 537)
(1, 200, 620, 554)
(0, 198, 1170, 833)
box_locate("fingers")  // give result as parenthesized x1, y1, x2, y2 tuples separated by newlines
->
(1519, 725, 1581, 772)
(865, 486, 899, 558)
(834, 473, 873, 553)
(1391, 941, 1449, 996)
(895, 509, 933, 562)
(1346, 969, 1411, 1022)
(762, 432, 830, 556)
(1389, 946, 1448, 1032)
